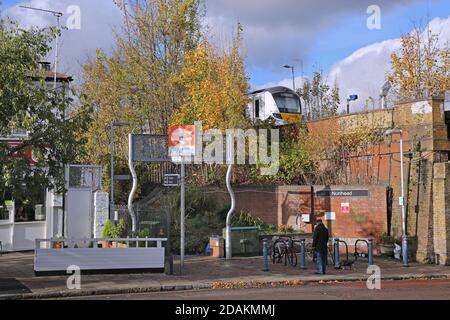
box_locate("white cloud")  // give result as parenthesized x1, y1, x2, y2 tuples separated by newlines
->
(205, 0, 417, 71)
(270, 15, 450, 112)
(4, 0, 122, 83)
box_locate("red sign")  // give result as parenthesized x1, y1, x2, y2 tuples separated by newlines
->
(168, 125, 196, 157)
(341, 202, 350, 214)
(4, 140, 38, 164)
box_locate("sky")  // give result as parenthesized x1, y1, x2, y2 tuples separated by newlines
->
(1, 0, 450, 112)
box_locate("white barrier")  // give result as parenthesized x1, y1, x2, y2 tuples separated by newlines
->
(34, 238, 167, 274)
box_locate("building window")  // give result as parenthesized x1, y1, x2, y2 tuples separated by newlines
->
(14, 188, 46, 222)
(255, 99, 260, 118)
(0, 206, 10, 221)
(0, 192, 13, 221)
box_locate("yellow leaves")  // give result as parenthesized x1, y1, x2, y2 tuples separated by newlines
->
(171, 39, 250, 130)
(388, 29, 450, 99)
(211, 280, 305, 289)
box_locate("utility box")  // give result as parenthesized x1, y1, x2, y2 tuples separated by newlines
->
(223, 227, 259, 257)
(210, 236, 225, 258)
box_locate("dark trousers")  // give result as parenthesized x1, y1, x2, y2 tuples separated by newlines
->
(315, 251, 327, 274)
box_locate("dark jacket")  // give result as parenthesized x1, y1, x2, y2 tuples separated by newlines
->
(312, 223, 329, 254)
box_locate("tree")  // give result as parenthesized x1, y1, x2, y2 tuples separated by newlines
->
(171, 25, 250, 130)
(0, 20, 90, 207)
(388, 24, 450, 100)
(80, 0, 204, 198)
(297, 70, 340, 120)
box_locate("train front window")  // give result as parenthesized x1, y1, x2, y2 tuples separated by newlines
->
(273, 92, 301, 114)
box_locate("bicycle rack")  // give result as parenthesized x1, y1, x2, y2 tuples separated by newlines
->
(334, 239, 355, 270)
(354, 239, 374, 266)
(272, 237, 298, 267)
(354, 239, 369, 261)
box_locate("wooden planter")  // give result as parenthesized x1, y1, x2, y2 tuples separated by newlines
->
(380, 243, 394, 257)
(102, 240, 112, 249)
(102, 240, 128, 248)
(53, 242, 63, 249)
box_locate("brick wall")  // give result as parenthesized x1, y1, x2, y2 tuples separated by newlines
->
(433, 163, 450, 265)
(229, 185, 388, 244)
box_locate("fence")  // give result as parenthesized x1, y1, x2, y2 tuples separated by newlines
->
(34, 237, 167, 275)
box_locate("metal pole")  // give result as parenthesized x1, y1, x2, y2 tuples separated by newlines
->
(334, 238, 340, 269)
(291, 66, 296, 92)
(368, 238, 374, 266)
(399, 133, 409, 267)
(300, 239, 306, 270)
(262, 239, 269, 272)
(225, 164, 235, 260)
(180, 158, 185, 270)
(54, 15, 60, 90)
(110, 123, 115, 220)
(127, 134, 137, 232)
(225, 134, 235, 260)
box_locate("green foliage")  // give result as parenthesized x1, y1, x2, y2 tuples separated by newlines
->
(102, 219, 126, 238)
(136, 228, 153, 238)
(161, 188, 225, 254)
(380, 232, 395, 244)
(297, 70, 340, 120)
(0, 20, 91, 205)
(231, 210, 276, 232)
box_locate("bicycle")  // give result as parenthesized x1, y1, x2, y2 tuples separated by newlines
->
(305, 241, 335, 266)
(272, 237, 298, 267)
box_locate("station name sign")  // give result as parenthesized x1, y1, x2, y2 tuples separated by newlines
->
(315, 189, 369, 197)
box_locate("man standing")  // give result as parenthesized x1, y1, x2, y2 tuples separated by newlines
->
(312, 219, 329, 275)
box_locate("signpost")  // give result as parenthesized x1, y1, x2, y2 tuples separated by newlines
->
(168, 125, 196, 271)
(163, 174, 181, 187)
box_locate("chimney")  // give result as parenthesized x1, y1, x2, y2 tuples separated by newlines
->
(38, 61, 51, 71)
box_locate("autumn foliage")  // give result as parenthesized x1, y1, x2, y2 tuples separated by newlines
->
(171, 34, 250, 131)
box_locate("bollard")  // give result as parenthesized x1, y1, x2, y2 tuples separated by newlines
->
(334, 238, 340, 269)
(300, 239, 306, 270)
(368, 238, 374, 266)
(262, 238, 269, 272)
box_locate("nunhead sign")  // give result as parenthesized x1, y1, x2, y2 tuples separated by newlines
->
(168, 125, 196, 158)
(315, 189, 369, 197)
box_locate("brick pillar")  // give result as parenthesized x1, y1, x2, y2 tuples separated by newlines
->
(94, 191, 109, 238)
(433, 163, 450, 265)
(414, 158, 435, 263)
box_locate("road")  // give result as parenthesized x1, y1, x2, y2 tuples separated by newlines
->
(58, 278, 450, 300)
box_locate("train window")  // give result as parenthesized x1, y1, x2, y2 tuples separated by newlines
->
(255, 98, 260, 118)
(273, 92, 301, 114)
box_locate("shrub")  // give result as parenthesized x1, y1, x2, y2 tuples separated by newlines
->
(102, 219, 126, 239)
(380, 233, 394, 244)
(278, 224, 294, 234)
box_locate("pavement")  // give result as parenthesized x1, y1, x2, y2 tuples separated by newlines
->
(59, 279, 450, 300)
(1, 251, 449, 299)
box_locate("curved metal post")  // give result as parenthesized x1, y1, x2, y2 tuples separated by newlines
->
(128, 134, 137, 232)
(225, 164, 235, 260)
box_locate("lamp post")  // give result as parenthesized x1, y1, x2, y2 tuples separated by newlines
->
(347, 94, 358, 114)
(283, 65, 296, 91)
(384, 129, 409, 267)
(110, 122, 130, 219)
(19, 6, 63, 90)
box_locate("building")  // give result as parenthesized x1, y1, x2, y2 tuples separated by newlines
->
(0, 62, 101, 252)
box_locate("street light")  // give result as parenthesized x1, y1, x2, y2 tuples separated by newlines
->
(110, 121, 130, 219)
(347, 94, 358, 114)
(19, 5, 63, 90)
(283, 65, 296, 91)
(384, 129, 409, 267)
